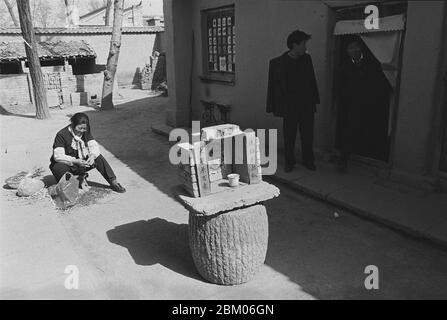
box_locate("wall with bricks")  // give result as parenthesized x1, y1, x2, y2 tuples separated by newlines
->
(0, 74, 32, 106)
(0, 29, 165, 87)
(0, 63, 105, 107)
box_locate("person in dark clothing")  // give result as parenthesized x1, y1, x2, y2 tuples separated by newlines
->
(267, 29, 320, 172)
(337, 39, 392, 172)
(49, 113, 126, 193)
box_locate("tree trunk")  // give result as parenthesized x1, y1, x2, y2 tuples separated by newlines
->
(4, 0, 19, 27)
(101, 0, 124, 110)
(64, 0, 79, 28)
(17, 0, 50, 120)
(104, 0, 112, 26)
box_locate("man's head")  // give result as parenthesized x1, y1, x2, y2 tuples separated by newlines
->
(287, 30, 311, 56)
(346, 40, 363, 61)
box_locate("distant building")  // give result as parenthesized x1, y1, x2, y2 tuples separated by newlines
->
(143, 15, 164, 27)
(0, 26, 165, 107)
(79, 1, 144, 27)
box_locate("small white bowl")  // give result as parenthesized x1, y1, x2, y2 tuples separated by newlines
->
(227, 173, 240, 187)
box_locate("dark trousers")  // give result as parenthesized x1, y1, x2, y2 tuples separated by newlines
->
(283, 111, 315, 166)
(50, 154, 116, 184)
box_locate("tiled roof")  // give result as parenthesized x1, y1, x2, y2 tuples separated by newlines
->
(0, 26, 164, 34)
(0, 40, 96, 61)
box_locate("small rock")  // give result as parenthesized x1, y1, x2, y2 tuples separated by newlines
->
(334, 212, 340, 218)
(17, 177, 45, 197)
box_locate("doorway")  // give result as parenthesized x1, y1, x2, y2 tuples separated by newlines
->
(440, 70, 447, 173)
(331, 3, 407, 165)
(335, 35, 392, 163)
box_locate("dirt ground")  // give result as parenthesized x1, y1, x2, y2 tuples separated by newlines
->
(1, 90, 447, 300)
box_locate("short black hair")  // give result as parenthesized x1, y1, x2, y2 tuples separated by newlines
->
(287, 30, 311, 49)
(70, 112, 91, 135)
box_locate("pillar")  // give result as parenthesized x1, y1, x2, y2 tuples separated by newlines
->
(163, 0, 193, 128)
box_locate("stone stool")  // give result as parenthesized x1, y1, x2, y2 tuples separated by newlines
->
(179, 181, 280, 285)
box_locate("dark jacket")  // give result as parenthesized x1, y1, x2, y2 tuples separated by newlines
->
(266, 52, 320, 118)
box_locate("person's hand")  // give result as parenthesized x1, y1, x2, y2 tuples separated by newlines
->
(85, 156, 95, 166)
(72, 158, 89, 167)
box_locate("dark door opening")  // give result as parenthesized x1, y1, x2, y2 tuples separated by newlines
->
(335, 35, 392, 163)
(440, 70, 447, 173)
(332, 2, 407, 165)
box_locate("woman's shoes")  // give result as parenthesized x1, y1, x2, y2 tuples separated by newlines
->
(78, 173, 90, 193)
(110, 180, 126, 193)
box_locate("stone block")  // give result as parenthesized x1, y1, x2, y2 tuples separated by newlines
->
(70, 92, 89, 106)
(178, 181, 280, 216)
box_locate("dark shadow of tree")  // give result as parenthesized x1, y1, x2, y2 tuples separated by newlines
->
(0, 105, 35, 118)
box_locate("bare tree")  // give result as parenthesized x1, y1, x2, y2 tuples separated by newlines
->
(104, 0, 112, 26)
(85, 0, 113, 26)
(101, 0, 124, 110)
(63, 0, 79, 27)
(17, 0, 50, 119)
(87, 0, 107, 11)
(3, 0, 19, 27)
(30, 0, 52, 28)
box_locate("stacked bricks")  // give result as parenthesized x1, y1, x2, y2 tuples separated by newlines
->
(177, 143, 200, 198)
(140, 64, 152, 90)
(140, 52, 166, 90)
(176, 124, 263, 198)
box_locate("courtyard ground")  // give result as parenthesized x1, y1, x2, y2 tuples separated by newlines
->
(1, 92, 447, 299)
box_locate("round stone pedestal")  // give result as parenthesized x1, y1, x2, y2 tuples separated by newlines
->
(177, 181, 280, 285)
(188, 204, 268, 285)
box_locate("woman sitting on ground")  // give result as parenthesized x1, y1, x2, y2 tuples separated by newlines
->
(49, 112, 126, 193)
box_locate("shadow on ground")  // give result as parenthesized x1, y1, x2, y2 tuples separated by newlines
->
(83, 96, 177, 199)
(106, 218, 202, 282)
(0, 105, 35, 118)
(81, 96, 447, 299)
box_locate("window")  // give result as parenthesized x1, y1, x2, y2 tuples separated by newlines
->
(201, 5, 235, 84)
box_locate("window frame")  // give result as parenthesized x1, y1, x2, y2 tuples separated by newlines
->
(200, 4, 236, 85)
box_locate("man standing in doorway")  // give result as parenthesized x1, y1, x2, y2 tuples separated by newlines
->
(267, 29, 320, 172)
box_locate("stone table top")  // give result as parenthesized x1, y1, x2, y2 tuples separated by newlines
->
(177, 181, 280, 216)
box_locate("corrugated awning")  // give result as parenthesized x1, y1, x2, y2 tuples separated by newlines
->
(322, 0, 385, 9)
(334, 14, 405, 35)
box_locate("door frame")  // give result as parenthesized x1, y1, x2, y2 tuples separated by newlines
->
(330, 4, 408, 169)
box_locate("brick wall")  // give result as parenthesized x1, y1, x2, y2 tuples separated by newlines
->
(0, 29, 165, 87)
(0, 65, 104, 107)
(1, 28, 166, 106)
(73, 73, 104, 98)
(0, 74, 32, 106)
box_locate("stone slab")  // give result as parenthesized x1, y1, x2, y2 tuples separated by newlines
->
(177, 181, 280, 216)
(201, 124, 241, 141)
